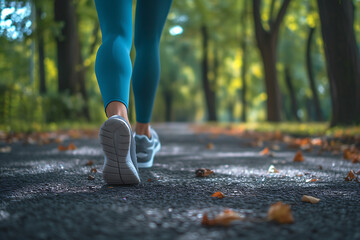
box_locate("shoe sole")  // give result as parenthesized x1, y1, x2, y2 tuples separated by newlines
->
(99, 118, 140, 185)
(137, 141, 161, 168)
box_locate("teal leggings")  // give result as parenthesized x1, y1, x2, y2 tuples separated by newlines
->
(94, 0, 172, 123)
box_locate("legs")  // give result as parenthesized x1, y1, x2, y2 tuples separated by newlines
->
(133, 0, 173, 135)
(94, 0, 133, 121)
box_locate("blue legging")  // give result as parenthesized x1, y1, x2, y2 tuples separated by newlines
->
(94, 0, 172, 123)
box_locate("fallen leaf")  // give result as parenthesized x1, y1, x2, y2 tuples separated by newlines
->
(0, 146, 11, 153)
(147, 178, 152, 182)
(319, 165, 323, 170)
(302, 195, 320, 204)
(296, 174, 304, 177)
(68, 143, 77, 150)
(57, 145, 68, 151)
(211, 191, 225, 199)
(58, 143, 77, 151)
(195, 168, 214, 177)
(85, 160, 94, 166)
(268, 165, 279, 173)
(306, 178, 319, 183)
(88, 175, 95, 180)
(343, 149, 352, 160)
(293, 150, 304, 162)
(202, 209, 242, 226)
(206, 143, 214, 149)
(267, 202, 294, 224)
(271, 144, 280, 151)
(344, 170, 357, 181)
(260, 147, 270, 155)
(90, 168, 97, 173)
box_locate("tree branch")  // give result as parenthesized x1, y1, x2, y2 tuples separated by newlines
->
(272, 0, 291, 34)
(253, 0, 265, 45)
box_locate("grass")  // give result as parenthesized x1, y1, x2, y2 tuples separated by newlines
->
(1, 120, 360, 138)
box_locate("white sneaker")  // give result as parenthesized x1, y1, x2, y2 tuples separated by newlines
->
(99, 115, 140, 184)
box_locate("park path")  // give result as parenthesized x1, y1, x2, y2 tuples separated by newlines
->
(0, 123, 359, 240)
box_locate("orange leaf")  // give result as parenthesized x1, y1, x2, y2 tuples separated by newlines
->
(293, 150, 304, 162)
(85, 160, 94, 166)
(195, 168, 214, 177)
(57, 145, 68, 151)
(68, 143, 77, 150)
(90, 168, 97, 173)
(147, 178, 152, 182)
(202, 209, 242, 226)
(260, 147, 269, 155)
(211, 191, 225, 199)
(343, 149, 352, 160)
(344, 170, 357, 181)
(306, 178, 319, 182)
(206, 143, 214, 149)
(267, 202, 294, 224)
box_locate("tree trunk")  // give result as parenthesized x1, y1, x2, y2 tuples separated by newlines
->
(201, 25, 217, 121)
(317, 0, 360, 126)
(36, 5, 46, 94)
(284, 66, 300, 121)
(240, 0, 248, 122)
(253, 0, 291, 122)
(306, 27, 323, 121)
(54, 0, 80, 94)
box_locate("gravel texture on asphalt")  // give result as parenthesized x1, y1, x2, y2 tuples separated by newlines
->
(0, 123, 359, 240)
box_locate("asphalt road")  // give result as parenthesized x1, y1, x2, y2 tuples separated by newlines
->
(0, 123, 359, 240)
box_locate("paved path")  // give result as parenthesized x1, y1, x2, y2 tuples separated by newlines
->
(0, 123, 359, 240)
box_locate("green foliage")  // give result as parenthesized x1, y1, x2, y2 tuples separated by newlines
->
(1, 0, 360, 131)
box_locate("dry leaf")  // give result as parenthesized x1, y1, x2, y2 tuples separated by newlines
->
(293, 150, 304, 162)
(90, 168, 97, 173)
(306, 178, 319, 183)
(343, 149, 352, 160)
(319, 165, 323, 170)
(58, 143, 77, 151)
(267, 202, 294, 224)
(195, 168, 214, 177)
(147, 178, 152, 182)
(296, 174, 304, 177)
(344, 170, 357, 181)
(0, 146, 11, 153)
(206, 143, 214, 149)
(260, 147, 270, 155)
(85, 160, 94, 166)
(202, 209, 242, 226)
(268, 165, 279, 173)
(88, 175, 95, 180)
(271, 144, 280, 151)
(302, 195, 320, 204)
(68, 143, 77, 150)
(211, 191, 225, 199)
(57, 145, 68, 151)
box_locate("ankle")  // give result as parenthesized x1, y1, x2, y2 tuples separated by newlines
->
(106, 101, 129, 123)
(135, 123, 151, 138)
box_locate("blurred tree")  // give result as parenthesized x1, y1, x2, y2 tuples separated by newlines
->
(317, 0, 360, 125)
(54, 0, 90, 120)
(253, 0, 291, 122)
(284, 66, 300, 121)
(240, 0, 248, 122)
(34, 0, 46, 94)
